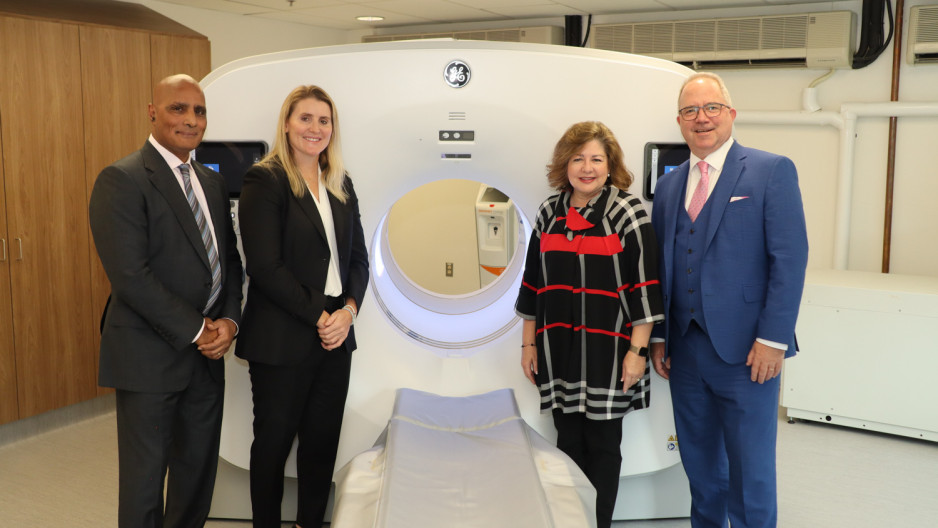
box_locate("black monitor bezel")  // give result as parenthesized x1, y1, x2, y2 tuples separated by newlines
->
(643, 142, 690, 201)
(194, 140, 268, 199)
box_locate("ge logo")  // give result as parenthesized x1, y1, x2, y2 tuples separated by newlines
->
(444, 60, 471, 88)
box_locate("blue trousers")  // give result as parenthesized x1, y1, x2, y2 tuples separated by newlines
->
(669, 322, 780, 528)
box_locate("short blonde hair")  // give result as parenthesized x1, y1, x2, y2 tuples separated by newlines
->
(260, 85, 348, 202)
(546, 121, 632, 192)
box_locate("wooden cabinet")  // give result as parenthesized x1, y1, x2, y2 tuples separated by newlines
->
(79, 26, 154, 396)
(0, 117, 17, 425)
(0, 3, 211, 424)
(151, 34, 212, 86)
(0, 16, 97, 420)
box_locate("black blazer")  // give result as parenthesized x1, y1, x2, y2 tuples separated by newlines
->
(89, 141, 244, 392)
(235, 162, 369, 366)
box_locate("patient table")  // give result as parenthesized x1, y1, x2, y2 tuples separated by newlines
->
(332, 388, 597, 527)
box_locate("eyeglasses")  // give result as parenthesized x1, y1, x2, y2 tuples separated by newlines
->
(678, 102, 731, 120)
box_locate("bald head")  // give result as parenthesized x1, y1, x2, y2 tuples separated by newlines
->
(148, 74, 207, 162)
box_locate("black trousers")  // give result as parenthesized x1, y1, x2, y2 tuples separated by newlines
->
(248, 336, 352, 528)
(115, 356, 224, 528)
(552, 410, 624, 528)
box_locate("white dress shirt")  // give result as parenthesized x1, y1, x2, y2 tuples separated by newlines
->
(307, 169, 343, 298)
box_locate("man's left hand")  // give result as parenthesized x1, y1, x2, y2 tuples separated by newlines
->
(199, 318, 237, 359)
(746, 340, 785, 384)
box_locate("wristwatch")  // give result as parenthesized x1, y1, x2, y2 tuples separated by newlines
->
(628, 344, 649, 358)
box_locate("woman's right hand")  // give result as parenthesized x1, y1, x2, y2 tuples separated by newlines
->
(521, 345, 538, 385)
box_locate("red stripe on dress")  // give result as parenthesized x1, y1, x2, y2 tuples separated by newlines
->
(522, 280, 537, 292)
(538, 284, 618, 298)
(540, 233, 623, 256)
(536, 322, 631, 340)
(630, 279, 660, 291)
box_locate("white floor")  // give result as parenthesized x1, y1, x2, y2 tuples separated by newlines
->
(1, 398, 936, 527)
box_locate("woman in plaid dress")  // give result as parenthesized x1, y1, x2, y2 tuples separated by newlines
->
(515, 121, 664, 528)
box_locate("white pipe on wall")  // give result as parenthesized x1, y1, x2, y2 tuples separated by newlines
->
(734, 101, 938, 271)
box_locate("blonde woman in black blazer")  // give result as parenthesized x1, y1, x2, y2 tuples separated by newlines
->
(235, 85, 369, 528)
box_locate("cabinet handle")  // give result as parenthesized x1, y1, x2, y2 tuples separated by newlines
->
(1, 238, 6, 262)
(15, 237, 23, 261)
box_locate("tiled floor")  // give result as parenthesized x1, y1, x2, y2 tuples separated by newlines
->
(1, 399, 936, 527)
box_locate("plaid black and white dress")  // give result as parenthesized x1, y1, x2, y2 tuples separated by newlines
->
(515, 186, 664, 420)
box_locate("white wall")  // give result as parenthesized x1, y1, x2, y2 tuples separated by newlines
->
(387, 180, 483, 295)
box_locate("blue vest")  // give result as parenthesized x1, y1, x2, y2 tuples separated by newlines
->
(670, 194, 715, 336)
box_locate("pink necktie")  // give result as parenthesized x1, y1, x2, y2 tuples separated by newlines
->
(687, 161, 710, 222)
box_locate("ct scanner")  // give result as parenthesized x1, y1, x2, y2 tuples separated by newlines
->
(200, 40, 693, 522)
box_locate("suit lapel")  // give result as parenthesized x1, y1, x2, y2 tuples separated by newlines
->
(662, 162, 689, 290)
(296, 184, 328, 245)
(705, 142, 745, 250)
(328, 190, 347, 257)
(142, 142, 211, 270)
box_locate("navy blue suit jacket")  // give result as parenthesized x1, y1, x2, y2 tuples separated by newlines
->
(651, 141, 808, 364)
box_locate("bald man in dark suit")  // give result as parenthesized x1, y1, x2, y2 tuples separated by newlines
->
(89, 74, 243, 528)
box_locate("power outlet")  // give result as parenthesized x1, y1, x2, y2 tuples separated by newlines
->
(445, 262, 454, 277)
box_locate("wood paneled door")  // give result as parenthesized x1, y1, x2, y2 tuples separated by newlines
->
(79, 25, 153, 396)
(0, 16, 97, 419)
(0, 109, 18, 424)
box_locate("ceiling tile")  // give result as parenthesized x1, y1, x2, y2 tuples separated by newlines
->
(554, 0, 673, 14)
(360, 0, 509, 23)
(155, 0, 852, 30)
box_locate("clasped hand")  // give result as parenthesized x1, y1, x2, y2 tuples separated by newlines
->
(317, 308, 352, 351)
(196, 317, 236, 359)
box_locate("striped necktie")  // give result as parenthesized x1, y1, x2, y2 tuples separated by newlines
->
(179, 164, 222, 314)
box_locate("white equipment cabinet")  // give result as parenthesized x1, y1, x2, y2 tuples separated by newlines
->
(475, 185, 519, 287)
(782, 269, 938, 442)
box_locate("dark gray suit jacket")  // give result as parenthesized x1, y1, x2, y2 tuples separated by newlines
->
(89, 140, 243, 392)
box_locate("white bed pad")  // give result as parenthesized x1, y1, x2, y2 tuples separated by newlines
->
(332, 388, 597, 528)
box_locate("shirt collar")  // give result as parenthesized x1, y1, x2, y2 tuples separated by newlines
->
(689, 137, 734, 173)
(148, 135, 191, 170)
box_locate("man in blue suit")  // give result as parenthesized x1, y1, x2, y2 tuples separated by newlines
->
(650, 72, 808, 528)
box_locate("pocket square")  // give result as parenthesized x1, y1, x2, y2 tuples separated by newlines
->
(730, 196, 749, 202)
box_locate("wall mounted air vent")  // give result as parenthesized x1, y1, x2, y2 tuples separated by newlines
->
(591, 11, 855, 70)
(363, 26, 563, 46)
(908, 5, 938, 65)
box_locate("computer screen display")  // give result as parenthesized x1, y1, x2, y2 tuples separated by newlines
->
(643, 142, 691, 201)
(194, 141, 268, 198)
